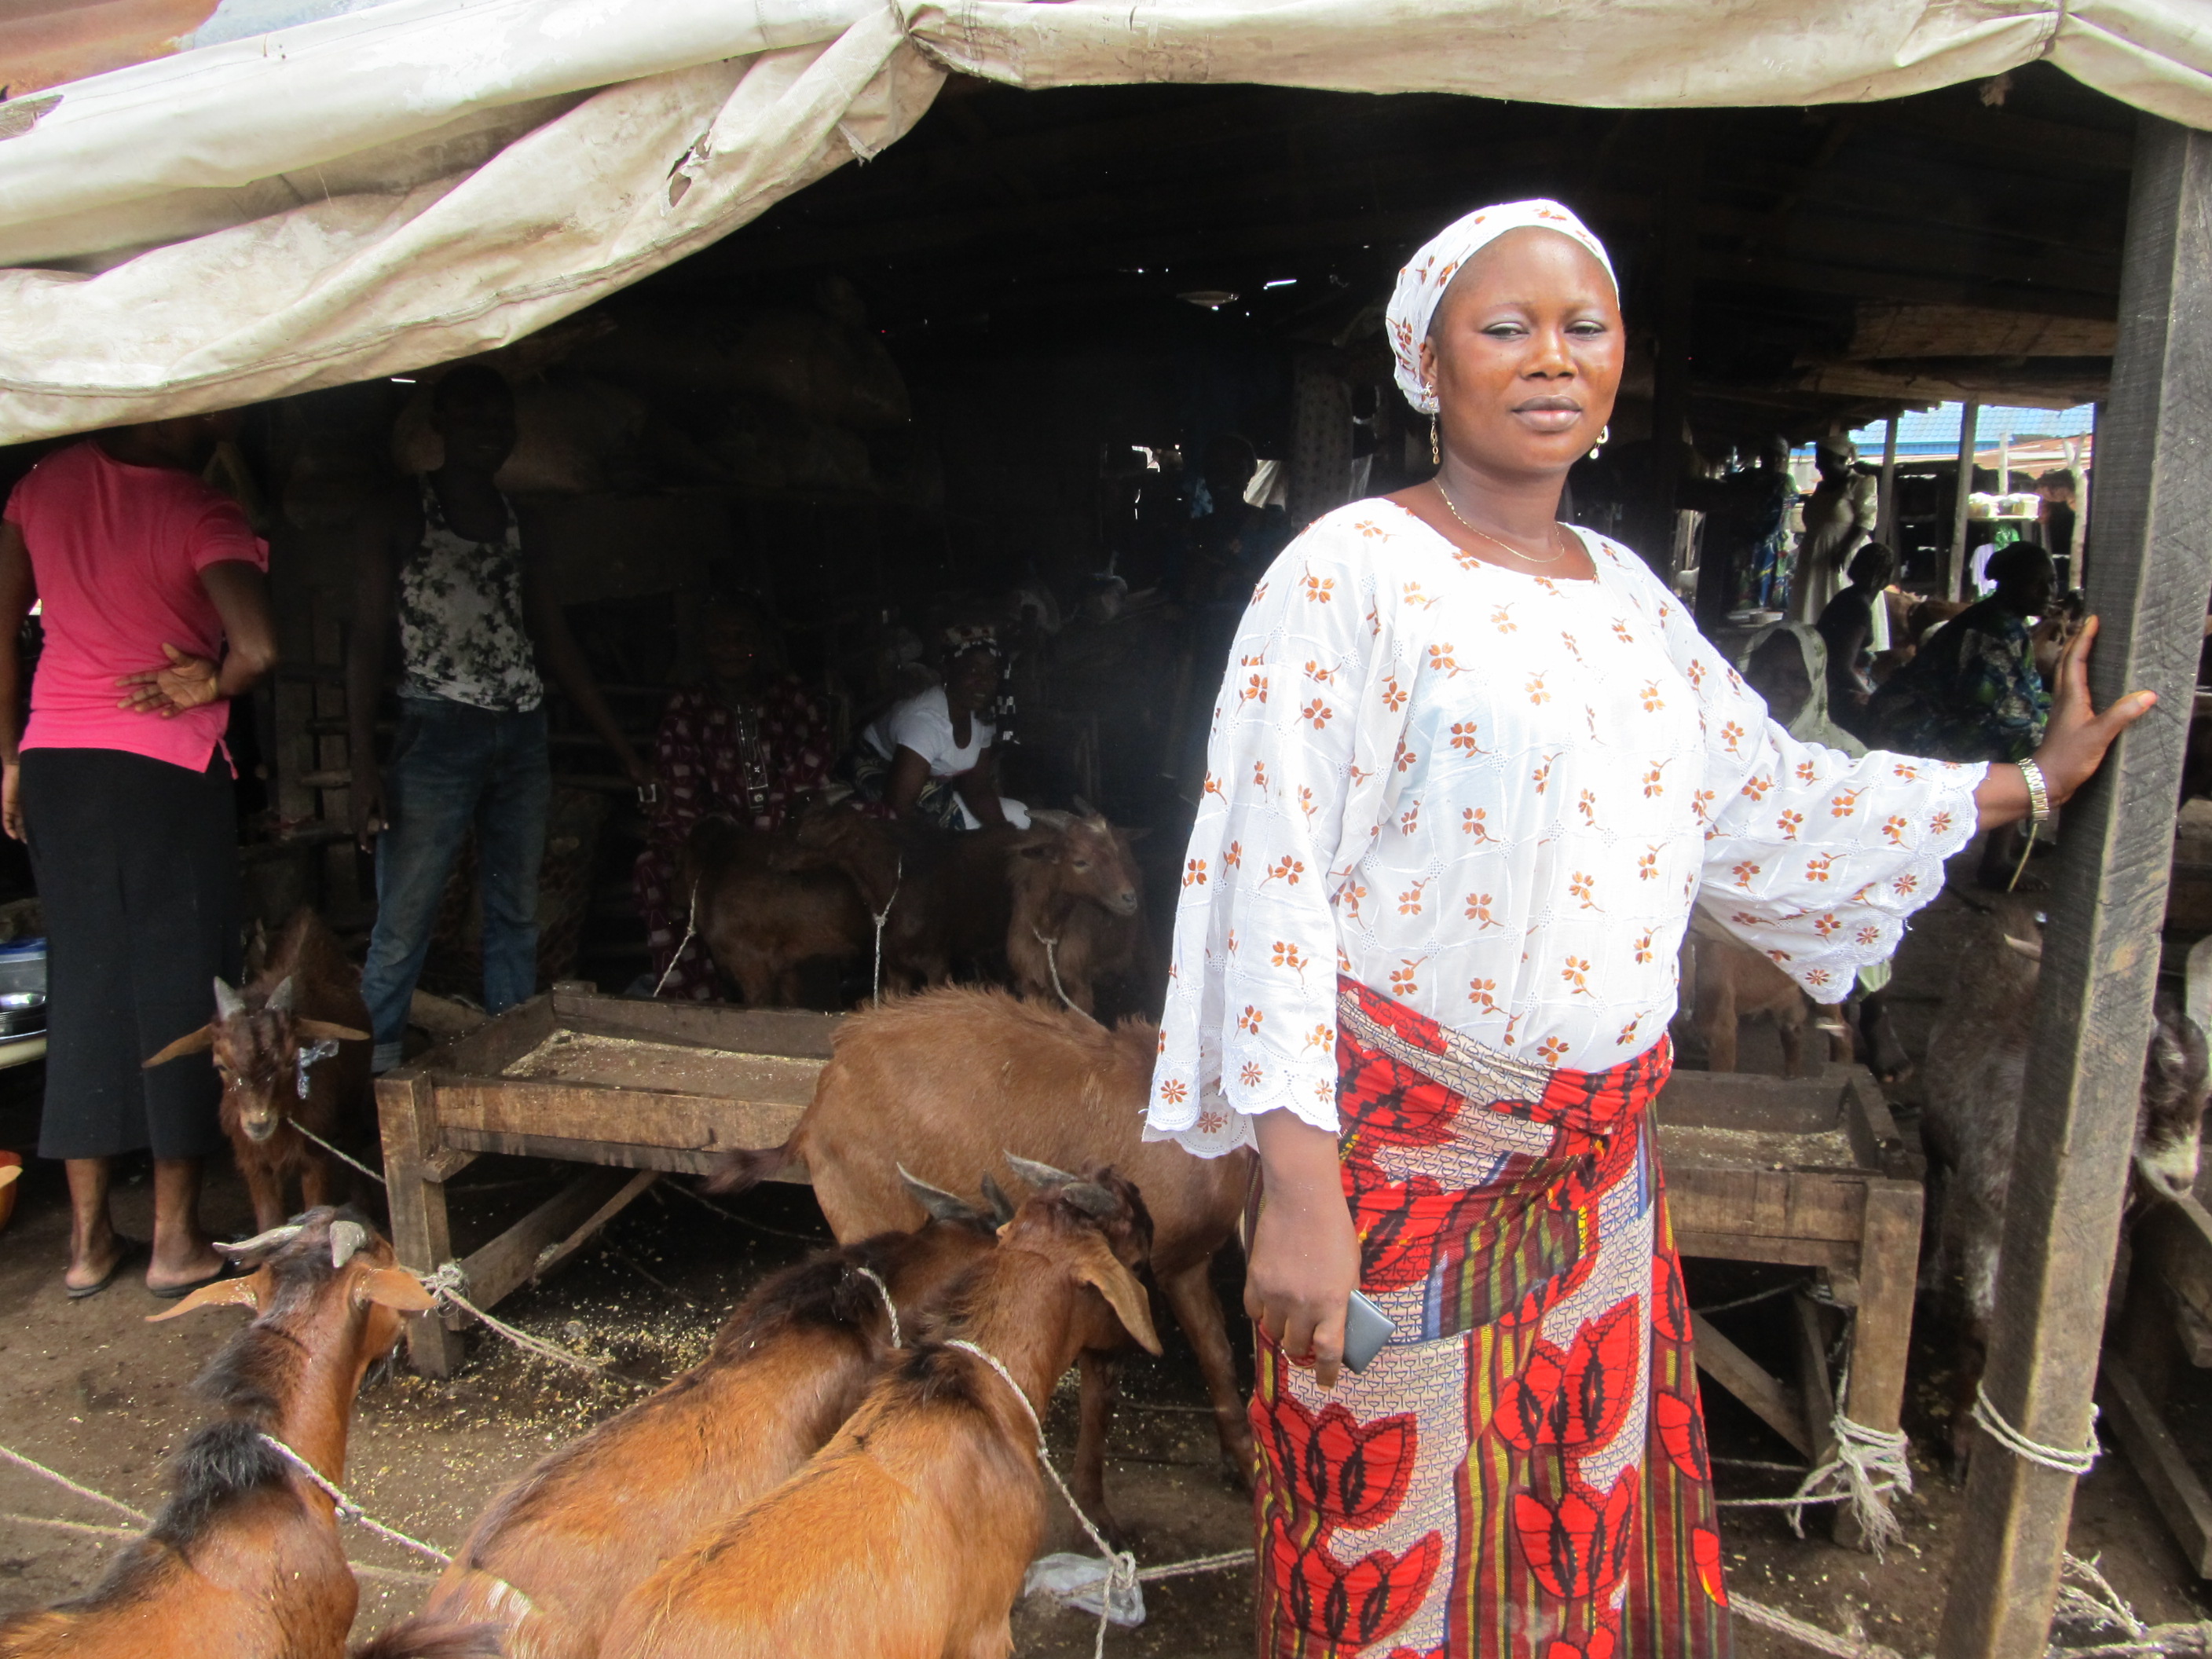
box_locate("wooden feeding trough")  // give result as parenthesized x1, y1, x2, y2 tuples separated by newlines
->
(1654, 1068, 1925, 1541)
(376, 984, 833, 1375)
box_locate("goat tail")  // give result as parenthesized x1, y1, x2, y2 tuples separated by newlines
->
(704, 1140, 793, 1196)
(351, 1617, 505, 1659)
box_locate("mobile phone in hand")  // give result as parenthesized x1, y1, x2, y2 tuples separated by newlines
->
(1342, 1289, 1395, 1374)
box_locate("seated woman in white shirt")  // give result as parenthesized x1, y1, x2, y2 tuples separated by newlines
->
(844, 637, 1030, 830)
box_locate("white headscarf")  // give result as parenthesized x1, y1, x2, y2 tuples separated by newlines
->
(1386, 200, 1618, 416)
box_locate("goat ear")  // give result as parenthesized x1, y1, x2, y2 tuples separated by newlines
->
(898, 1163, 983, 1227)
(354, 1266, 438, 1314)
(296, 1019, 369, 1044)
(980, 1172, 1016, 1226)
(268, 976, 297, 1014)
(145, 1271, 265, 1322)
(1071, 1235, 1162, 1356)
(144, 1026, 214, 1068)
(0, 1163, 17, 1190)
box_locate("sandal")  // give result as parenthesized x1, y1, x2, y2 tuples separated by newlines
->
(147, 1255, 250, 1301)
(64, 1238, 147, 1302)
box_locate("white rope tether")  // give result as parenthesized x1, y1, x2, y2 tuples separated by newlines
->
(1715, 1411, 1913, 1558)
(851, 1264, 900, 1347)
(423, 1264, 650, 1392)
(1730, 1591, 1905, 1659)
(0, 1441, 151, 1525)
(870, 856, 903, 1006)
(257, 1434, 454, 1566)
(1972, 1381, 2101, 1476)
(653, 881, 701, 998)
(944, 1338, 1136, 1659)
(287, 1117, 386, 1187)
(1030, 928, 1101, 1024)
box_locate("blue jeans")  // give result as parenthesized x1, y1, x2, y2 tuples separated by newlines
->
(361, 698, 550, 1070)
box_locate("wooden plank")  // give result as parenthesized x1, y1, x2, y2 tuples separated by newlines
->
(1666, 1169, 1866, 1245)
(1939, 116, 2212, 1659)
(417, 995, 557, 1078)
(1948, 397, 1979, 601)
(548, 990, 841, 1058)
(438, 1126, 792, 1182)
(1837, 1183, 1922, 1550)
(529, 1170, 660, 1284)
(433, 1082, 808, 1155)
(2133, 1195, 2212, 1339)
(1792, 1290, 1839, 1474)
(458, 1168, 639, 1313)
(1657, 1071, 1847, 1136)
(1690, 1312, 1812, 1459)
(374, 1071, 464, 1377)
(1672, 1231, 1855, 1272)
(2097, 1356, 2212, 1578)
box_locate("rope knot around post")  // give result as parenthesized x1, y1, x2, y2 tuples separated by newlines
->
(1970, 1382, 2100, 1476)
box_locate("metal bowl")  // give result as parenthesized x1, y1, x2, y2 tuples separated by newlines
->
(0, 991, 47, 1036)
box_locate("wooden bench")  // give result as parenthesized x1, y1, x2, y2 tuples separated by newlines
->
(375, 986, 833, 1375)
(1656, 1068, 1925, 1547)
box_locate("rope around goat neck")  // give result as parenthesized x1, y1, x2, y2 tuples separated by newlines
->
(851, 1264, 900, 1347)
(943, 1338, 1135, 1659)
(1029, 928, 1101, 1025)
(1972, 1381, 2101, 1475)
(257, 1434, 453, 1566)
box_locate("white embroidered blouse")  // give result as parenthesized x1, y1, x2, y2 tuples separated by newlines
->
(1144, 500, 1984, 1158)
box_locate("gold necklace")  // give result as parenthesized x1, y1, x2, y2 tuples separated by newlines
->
(1433, 481, 1569, 566)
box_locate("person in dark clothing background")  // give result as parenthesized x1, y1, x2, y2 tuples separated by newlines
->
(1815, 540, 1896, 734)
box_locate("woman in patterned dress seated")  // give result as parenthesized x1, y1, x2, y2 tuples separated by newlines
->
(1142, 201, 2149, 1659)
(634, 595, 829, 999)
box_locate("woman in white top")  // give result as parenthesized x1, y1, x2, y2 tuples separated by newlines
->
(1143, 201, 2148, 1659)
(851, 637, 1027, 830)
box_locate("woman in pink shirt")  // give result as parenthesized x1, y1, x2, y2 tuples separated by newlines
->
(0, 411, 277, 1298)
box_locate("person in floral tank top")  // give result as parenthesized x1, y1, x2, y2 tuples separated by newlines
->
(635, 597, 830, 999)
(1143, 202, 2152, 1659)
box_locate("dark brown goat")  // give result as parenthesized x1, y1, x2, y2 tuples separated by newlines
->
(711, 986, 1254, 1536)
(682, 816, 870, 1005)
(145, 910, 372, 1233)
(357, 1177, 1005, 1659)
(0, 1208, 434, 1659)
(1677, 914, 1844, 1078)
(786, 804, 1034, 991)
(599, 1166, 1161, 1659)
(1921, 899, 2211, 1464)
(1007, 809, 1152, 1017)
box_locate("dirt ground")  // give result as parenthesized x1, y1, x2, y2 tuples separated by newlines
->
(4, 888, 2210, 1657)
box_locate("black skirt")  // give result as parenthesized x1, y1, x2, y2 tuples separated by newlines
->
(22, 748, 241, 1161)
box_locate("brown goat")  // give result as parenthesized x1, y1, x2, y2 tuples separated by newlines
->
(358, 1178, 1005, 1659)
(599, 1166, 1162, 1659)
(1679, 913, 1847, 1078)
(683, 816, 870, 1006)
(0, 1208, 434, 1659)
(144, 910, 372, 1233)
(711, 986, 1254, 1536)
(1007, 809, 1152, 1017)
(786, 804, 1034, 991)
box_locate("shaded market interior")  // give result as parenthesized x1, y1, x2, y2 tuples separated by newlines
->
(2, 47, 2209, 1657)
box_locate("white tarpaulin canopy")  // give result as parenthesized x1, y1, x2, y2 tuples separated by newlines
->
(1, 0, 2207, 443)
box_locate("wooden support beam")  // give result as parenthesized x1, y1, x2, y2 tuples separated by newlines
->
(1690, 1312, 1812, 1459)
(1936, 115, 2212, 1659)
(1876, 416, 1899, 550)
(1949, 397, 1980, 600)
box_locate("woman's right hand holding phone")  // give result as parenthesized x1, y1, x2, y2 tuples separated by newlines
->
(1247, 1108, 1363, 1388)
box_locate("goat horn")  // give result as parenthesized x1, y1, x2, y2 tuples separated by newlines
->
(329, 1219, 369, 1269)
(1003, 1152, 1079, 1189)
(896, 1163, 980, 1225)
(980, 1172, 1016, 1225)
(213, 978, 246, 1020)
(268, 976, 297, 1014)
(2003, 935, 2045, 962)
(214, 1224, 304, 1256)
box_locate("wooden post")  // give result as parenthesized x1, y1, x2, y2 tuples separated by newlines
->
(1646, 112, 1704, 577)
(1875, 416, 1899, 550)
(377, 1070, 466, 1376)
(1948, 397, 1980, 599)
(1936, 115, 2212, 1659)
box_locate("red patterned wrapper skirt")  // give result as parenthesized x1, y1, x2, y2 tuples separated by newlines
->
(1252, 976, 1731, 1659)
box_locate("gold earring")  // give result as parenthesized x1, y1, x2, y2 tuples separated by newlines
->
(1588, 423, 1610, 461)
(1430, 413, 1441, 468)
